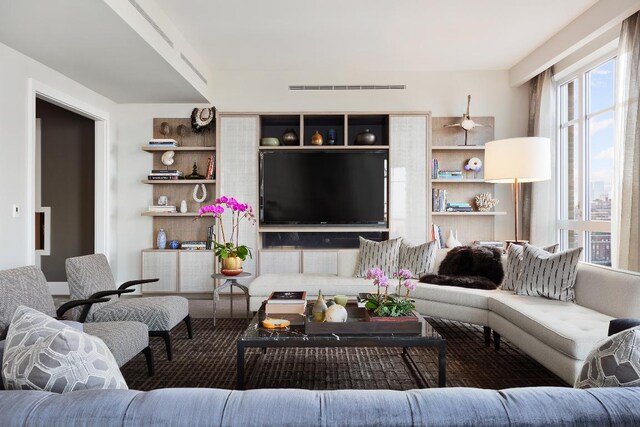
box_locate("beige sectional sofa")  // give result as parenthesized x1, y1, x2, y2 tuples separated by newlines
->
(249, 249, 640, 384)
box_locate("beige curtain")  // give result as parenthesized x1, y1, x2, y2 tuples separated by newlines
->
(614, 12, 640, 271)
(521, 68, 556, 244)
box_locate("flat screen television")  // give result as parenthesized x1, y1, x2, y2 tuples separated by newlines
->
(260, 150, 387, 226)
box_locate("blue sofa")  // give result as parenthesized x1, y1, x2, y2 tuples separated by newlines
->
(1, 386, 640, 426)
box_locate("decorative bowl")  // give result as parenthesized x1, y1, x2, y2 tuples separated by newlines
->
(221, 268, 243, 276)
(261, 137, 280, 146)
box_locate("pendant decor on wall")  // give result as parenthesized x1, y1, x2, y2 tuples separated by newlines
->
(192, 184, 207, 203)
(191, 107, 216, 133)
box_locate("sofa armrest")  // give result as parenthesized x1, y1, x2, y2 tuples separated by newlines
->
(608, 318, 640, 336)
(57, 297, 111, 322)
(118, 278, 159, 290)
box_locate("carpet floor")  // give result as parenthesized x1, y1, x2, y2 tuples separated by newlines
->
(120, 317, 568, 390)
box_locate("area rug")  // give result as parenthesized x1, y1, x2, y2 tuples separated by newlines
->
(120, 318, 568, 390)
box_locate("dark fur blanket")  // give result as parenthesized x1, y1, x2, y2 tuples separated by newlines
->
(419, 245, 504, 290)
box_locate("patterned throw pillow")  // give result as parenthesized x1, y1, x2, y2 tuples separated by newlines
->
(575, 327, 640, 388)
(2, 306, 127, 393)
(398, 240, 438, 277)
(354, 237, 402, 277)
(502, 243, 560, 291)
(515, 244, 582, 302)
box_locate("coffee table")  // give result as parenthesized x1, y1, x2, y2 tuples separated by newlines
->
(236, 302, 446, 389)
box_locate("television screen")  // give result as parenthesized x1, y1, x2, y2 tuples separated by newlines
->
(260, 150, 387, 226)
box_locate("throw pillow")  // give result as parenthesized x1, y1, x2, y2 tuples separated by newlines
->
(502, 243, 560, 291)
(354, 237, 402, 278)
(575, 327, 640, 388)
(2, 305, 127, 393)
(398, 240, 438, 277)
(515, 244, 582, 302)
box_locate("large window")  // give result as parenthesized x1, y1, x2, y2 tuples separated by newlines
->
(558, 57, 615, 266)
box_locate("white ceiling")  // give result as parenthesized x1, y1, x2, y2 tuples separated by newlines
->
(156, 0, 599, 72)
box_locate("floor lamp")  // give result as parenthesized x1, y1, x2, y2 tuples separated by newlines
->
(484, 137, 551, 245)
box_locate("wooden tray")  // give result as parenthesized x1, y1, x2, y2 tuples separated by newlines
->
(304, 303, 424, 335)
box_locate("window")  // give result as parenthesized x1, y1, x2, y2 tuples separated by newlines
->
(557, 57, 615, 266)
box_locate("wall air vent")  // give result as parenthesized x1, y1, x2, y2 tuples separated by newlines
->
(289, 85, 406, 91)
(128, 0, 174, 47)
(180, 53, 208, 85)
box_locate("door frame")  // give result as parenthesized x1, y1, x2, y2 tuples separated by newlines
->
(27, 79, 110, 294)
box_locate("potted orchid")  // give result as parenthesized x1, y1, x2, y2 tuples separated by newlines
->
(199, 196, 256, 275)
(364, 267, 417, 319)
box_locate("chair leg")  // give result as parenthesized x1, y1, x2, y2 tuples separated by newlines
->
(150, 331, 173, 361)
(493, 331, 501, 351)
(483, 326, 491, 348)
(142, 346, 154, 376)
(184, 315, 193, 339)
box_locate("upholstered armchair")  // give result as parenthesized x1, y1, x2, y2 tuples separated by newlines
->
(65, 254, 192, 361)
(0, 265, 153, 375)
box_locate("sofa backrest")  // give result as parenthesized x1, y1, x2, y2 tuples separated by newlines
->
(337, 249, 359, 277)
(575, 263, 640, 318)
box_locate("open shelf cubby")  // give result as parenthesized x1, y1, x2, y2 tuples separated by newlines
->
(347, 114, 389, 146)
(303, 114, 346, 146)
(260, 115, 301, 146)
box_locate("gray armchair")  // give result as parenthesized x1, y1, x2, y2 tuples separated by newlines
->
(0, 266, 153, 376)
(65, 254, 192, 361)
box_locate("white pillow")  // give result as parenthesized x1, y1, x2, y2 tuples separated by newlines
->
(353, 237, 402, 278)
(2, 305, 127, 393)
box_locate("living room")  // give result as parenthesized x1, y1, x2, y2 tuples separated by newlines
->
(1, 0, 640, 425)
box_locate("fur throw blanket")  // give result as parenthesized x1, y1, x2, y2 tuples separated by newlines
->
(420, 245, 504, 290)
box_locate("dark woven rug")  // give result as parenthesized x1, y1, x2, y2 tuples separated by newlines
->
(120, 318, 568, 390)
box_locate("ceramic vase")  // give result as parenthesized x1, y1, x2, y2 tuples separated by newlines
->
(311, 130, 323, 146)
(157, 229, 167, 249)
(312, 290, 328, 321)
(180, 200, 188, 213)
(445, 230, 462, 248)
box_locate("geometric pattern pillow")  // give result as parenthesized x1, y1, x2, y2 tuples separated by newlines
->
(575, 327, 640, 388)
(501, 243, 559, 291)
(515, 244, 582, 302)
(2, 306, 127, 393)
(354, 237, 402, 278)
(398, 240, 438, 277)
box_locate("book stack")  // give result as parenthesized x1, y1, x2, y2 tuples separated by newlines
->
(437, 170, 463, 180)
(147, 169, 184, 180)
(431, 158, 440, 179)
(432, 188, 447, 212)
(148, 138, 179, 147)
(446, 203, 473, 212)
(474, 241, 505, 251)
(148, 205, 177, 213)
(431, 224, 446, 248)
(265, 291, 307, 315)
(205, 154, 215, 180)
(181, 241, 207, 250)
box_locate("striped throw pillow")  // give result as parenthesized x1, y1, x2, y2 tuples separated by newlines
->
(354, 237, 402, 278)
(502, 243, 559, 291)
(398, 240, 438, 277)
(516, 244, 582, 302)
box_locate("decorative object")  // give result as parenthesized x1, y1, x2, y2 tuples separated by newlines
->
(355, 129, 376, 145)
(502, 243, 559, 291)
(176, 124, 189, 145)
(199, 196, 256, 274)
(157, 229, 167, 249)
(186, 162, 205, 180)
(363, 268, 417, 318)
(354, 237, 402, 278)
(326, 128, 337, 145)
(443, 95, 488, 146)
(311, 130, 323, 146)
(398, 240, 438, 277)
(475, 192, 499, 212)
(191, 107, 215, 133)
(161, 150, 175, 167)
(180, 200, 188, 213)
(465, 157, 483, 178)
(169, 240, 180, 250)
(192, 184, 207, 203)
(334, 295, 348, 307)
(312, 290, 327, 322)
(2, 306, 128, 393)
(445, 230, 462, 248)
(485, 137, 551, 243)
(260, 137, 280, 146)
(281, 128, 299, 146)
(324, 304, 348, 322)
(157, 195, 168, 206)
(159, 121, 172, 137)
(261, 318, 291, 329)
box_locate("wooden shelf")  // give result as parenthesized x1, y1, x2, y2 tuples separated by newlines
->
(431, 146, 485, 150)
(142, 179, 215, 184)
(431, 211, 506, 216)
(142, 146, 216, 152)
(258, 145, 388, 150)
(432, 179, 485, 183)
(142, 248, 215, 252)
(141, 212, 215, 217)
(259, 226, 390, 233)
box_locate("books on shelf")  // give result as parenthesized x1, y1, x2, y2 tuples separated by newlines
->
(147, 170, 185, 180)
(437, 170, 463, 180)
(446, 203, 473, 212)
(265, 291, 307, 315)
(431, 224, 446, 249)
(205, 154, 215, 180)
(206, 225, 215, 250)
(181, 241, 207, 250)
(148, 139, 178, 146)
(148, 205, 177, 213)
(474, 240, 504, 249)
(432, 188, 447, 212)
(431, 158, 440, 179)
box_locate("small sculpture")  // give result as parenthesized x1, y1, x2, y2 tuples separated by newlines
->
(475, 192, 499, 212)
(161, 150, 175, 166)
(464, 157, 482, 178)
(185, 162, 205, 180)
(324, 304, 348, 322)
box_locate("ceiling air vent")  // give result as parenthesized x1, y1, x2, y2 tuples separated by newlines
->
(180, 53, 208, 85)
(289, 85, 406, 91)
(128, 0, 174, 47)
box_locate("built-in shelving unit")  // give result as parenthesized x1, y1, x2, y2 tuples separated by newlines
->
(432, 212, 506, 216)
(141, 179, 215, 185)
(142, 146, 217, 152)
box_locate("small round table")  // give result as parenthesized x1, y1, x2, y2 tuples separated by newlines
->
(211, 272, 252, 326)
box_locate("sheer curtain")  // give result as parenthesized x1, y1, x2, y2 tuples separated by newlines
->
(614, 12, 640, 271)
(521, 68, 556, 245)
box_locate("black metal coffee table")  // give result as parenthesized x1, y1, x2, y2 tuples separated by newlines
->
(236, 302, 446, 389)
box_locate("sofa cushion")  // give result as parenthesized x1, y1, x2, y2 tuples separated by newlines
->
(2, 306, 127, 393)
(398, 240, 437, 277)
(412, 283, 507, 311)
(502, 243, 559, 291)
(489, 293, 611, 359)
(516, 245, 582, 302)
(575, 327, 640, 388)
(249, 273, 379, 299)
(353, 237, 401, 278)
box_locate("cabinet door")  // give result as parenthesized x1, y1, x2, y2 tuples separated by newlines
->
(389, 115, 428, 243)
(179, 251, 215, 292)
(142, 251, 178, 293)
(302, 251, 338, 274)
(259, 251, 301, 274)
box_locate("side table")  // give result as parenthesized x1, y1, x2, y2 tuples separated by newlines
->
(211, 272, 252, 326)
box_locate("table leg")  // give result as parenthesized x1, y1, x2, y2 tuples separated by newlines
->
(230, 281, 234, 319)
(237, 342, 245, 390)
(438, 342, 446, 387)
(212, 289, 218, 327)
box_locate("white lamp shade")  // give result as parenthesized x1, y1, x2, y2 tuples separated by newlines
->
(484, 137, 551, 183)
